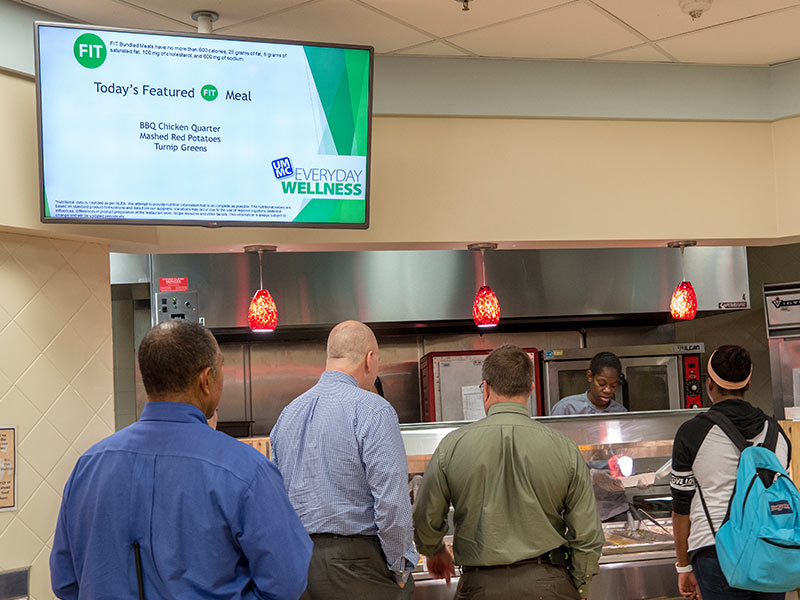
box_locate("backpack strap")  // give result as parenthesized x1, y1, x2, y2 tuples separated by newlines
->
(695, 483, 717, 538)
(700, 410, 750, 453)
(762, 419, 780, 453)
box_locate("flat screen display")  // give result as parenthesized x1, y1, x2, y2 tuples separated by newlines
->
(35, 23, 372, 228)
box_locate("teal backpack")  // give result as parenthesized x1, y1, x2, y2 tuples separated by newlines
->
(697, 411, 800, 593)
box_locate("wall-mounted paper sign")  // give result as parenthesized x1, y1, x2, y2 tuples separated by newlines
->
(0, 427, 16, 511)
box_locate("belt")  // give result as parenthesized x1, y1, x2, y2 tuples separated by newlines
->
(461, 555, 552, 573)
(310, 533, 378, 541)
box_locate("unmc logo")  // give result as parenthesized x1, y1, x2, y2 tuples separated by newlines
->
(74, 33, 106, 69)
(271, 157, 293, 179)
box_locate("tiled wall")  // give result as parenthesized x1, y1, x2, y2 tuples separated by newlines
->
(0, 231, 113, 600)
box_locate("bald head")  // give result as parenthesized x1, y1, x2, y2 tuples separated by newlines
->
(326, 321, 379, 389)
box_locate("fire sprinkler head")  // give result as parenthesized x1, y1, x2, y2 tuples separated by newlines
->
(679, 0, 712, 20)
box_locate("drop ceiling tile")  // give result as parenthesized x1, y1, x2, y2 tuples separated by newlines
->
(29, 0, 195, 32)
(658, 7, 800, 65)
(0, 259, 39, 319)
(72, 416, 113, 456)
(361, 0, 570, 38)
(18, 482, 61, 542)
(128, 0, 311, 30)
(0, 323, 40, 384)
(221, 0, 432, 54)
(20, 420, 69, 479)
(10, 238, 64, 289)
(46, 387, 94, 444)
(0, 519, 42, 569)
(41, 266, 91, 327)
(15, 292, 70, 352)
(449, 1, 643, 59)
(393, 40, 471, 57)
(16, 355, 69, 415)
(592, 0, 800, 42)
(592, 43, 672, 63)
(0, 388, 42, 443)
(72, 354, 114, 413)
(44, 323, 93, 382)
(47, 447, 80, 498)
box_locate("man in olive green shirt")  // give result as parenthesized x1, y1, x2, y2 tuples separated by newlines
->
(412, 345, 604, 599)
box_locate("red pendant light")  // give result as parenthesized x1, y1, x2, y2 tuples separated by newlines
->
(469, 243, 500, 328)
(668, 241, 698, 320)
(245, 245, 278, 332)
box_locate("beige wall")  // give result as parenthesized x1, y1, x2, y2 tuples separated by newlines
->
(0, 69, 794, 252)
(0, 231, 113, 600)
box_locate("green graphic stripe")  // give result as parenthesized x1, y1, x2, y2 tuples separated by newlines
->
(293, 198, 365, 223)
(304, 47, 370, 157)
(44, 188, 50, 218)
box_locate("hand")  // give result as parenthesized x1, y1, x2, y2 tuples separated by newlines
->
(426, 548, 456, 586)
(397, 580, 405, 589)
(590, 468, 625, 492)
(678, 571, 701, 599)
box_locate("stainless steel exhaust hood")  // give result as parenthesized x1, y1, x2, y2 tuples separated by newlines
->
(134, 247, 749, 329)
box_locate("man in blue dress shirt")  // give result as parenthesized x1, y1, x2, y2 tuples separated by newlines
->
(271, 320, 418, 599)
(50, 320, 312, 600)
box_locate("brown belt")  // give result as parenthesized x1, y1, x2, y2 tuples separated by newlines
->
(461, 555, 552, 573)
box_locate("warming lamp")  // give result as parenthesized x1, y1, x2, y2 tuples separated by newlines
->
(245, 245, 278, 332)
(668, 241, 698, 320)
(469, 243, 500, 328)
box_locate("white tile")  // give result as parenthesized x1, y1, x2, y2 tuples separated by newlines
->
(0, 323, 40, 383)
(68, 244, 110, 299)
(19, 419, 69, 479)
(16, 355, 69, 415)
(132, 0, 310, 29)
(0, 369, 11, 400)
(658, 6, 800, 65)
(0, 258, 39, 319)
(41, 266, 91, 326)
(72, 416, 112, 456)
(224, 0, 432, 53)
(0, 387, 42, 442)
(0, 240, 9, 267)
(44, 323, 93, 382)
(98, 336, 114, 371)
(593, 0, 800, 42)
(449, 1, 644, 59)
(69, 296, 110, 354)
(394, 40, 471, 57)
(16, 459, 44, 513)
(10, 238, 65, 288)
(98, 394, 115, 430)
(0, 303, 10, 332)
(0, 233, 25, 254)
(51, 239, 83, 262)
(46, 447, 79, 498)
(591, 43, 672, 62)
(18, 482, 61, 542)
(0, 518, 43, 569)
(71, 354, 113, 413)
(362, 0, 570, 38)
(45, 387, 94, 443)
(29, 545, 54, 600)
(0, 511, 14, 537)
(15, 292, 71, 351)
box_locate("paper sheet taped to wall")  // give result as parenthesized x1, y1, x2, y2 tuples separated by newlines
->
(461, 385, 485, 420)
(0, 427, 16, 511)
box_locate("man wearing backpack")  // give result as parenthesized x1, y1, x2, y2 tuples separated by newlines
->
(670, 345, 792, 600)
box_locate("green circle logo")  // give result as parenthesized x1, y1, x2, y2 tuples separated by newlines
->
(73, 33, 106, 69)
(200, 85, 218, 101)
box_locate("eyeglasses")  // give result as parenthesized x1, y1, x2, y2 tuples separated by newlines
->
(479, 381, 485, 392)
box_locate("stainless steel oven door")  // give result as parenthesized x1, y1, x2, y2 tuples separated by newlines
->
(545, 356, 681, 413)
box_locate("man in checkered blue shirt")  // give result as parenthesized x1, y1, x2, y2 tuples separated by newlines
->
(271, 320, 418, 599)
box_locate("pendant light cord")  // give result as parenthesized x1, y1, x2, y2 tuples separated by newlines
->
(258, 250, 264, 289)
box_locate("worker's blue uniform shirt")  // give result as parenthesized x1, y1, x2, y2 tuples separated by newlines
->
(50, 401, 312, 600)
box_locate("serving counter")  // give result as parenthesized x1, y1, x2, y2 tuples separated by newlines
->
(401, 409, 702, 600)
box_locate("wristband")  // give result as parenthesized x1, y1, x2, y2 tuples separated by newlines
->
(675, 562, 693, 573)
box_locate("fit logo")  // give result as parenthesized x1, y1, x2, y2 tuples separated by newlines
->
(201, 85, 218, 101)
(272, 157, 293, 179)
(74, 33, 106, 69)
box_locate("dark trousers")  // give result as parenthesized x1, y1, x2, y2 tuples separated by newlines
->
(300, 534, 414, 600)
(455, 561, 580, 600)
(692, 549, 784, 600)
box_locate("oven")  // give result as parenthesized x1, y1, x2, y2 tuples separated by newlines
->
(542, 343, 704, 414)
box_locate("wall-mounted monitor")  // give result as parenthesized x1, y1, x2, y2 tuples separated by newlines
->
(35, 23, 373, 228)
